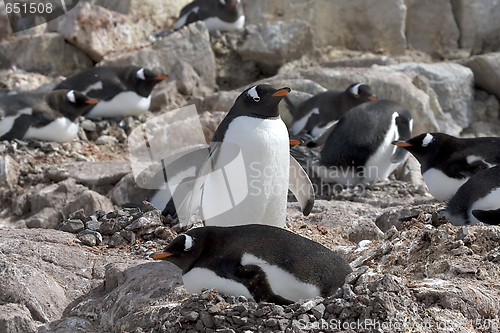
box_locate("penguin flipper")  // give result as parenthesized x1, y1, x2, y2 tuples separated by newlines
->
(0, 114, 39, 140)
(390, 147, 408, 163)
(391, 112, 413, 163)
(237, 264, 293, 305)
(289, 155, 315, 216)
(472, 209, 500, 225)
(283, 95, 296, 115)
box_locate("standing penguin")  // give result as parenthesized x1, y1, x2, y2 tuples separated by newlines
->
(393, 133, 500, 201)
(174, 0, 245, 32)
(291, 100, 413, 186)
(0, 90, 98, 142)
(150, 224, 352, 305)
(54, 66, 168, 119)
(289, 83, 377, 142)
(444, 166, 500, 225)
(149, 84, 314, 227)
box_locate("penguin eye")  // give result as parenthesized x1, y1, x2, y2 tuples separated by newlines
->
(353, 94, 360, 98)
(253, 97, 260, 102)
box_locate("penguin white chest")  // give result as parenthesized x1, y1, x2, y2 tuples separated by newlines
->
(23, 117, 78, 142)
(469, 187, 500, 225)
(85, 92, 151, 119)
(423, 168, 468, 201)
(203, 117, 289, 227)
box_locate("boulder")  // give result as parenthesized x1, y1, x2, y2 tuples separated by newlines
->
(405, 0, 460, 57)
(56, 2, 154, 62)
(260, 67, 440, 135)
(451, 0, 500, 49)
(0, 70, 55, 92)
(388, 62, 475, 129)
(100, 21, 217, 90)
(238, 20, 314, 67)
(170, 60, 209, 96)
(46, 161, 131, 188)
(0, 228, 154, 329)
(83, 0, 192, 29)
(0, 33, 93, 76)
(107, 172, 150, 206)
(241, 0, 407, 54)
(0, 303, 37, 333)
(461, 53, 500, 99)
(0, 3, 12, 41)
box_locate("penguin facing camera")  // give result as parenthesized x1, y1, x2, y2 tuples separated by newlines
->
(443, 166, 500, 226)
(291, 99, 413, 186)
(54, 65, 168, 119)
(149, 84, 315, 228)
(393, 133, 500, 201)
(150, 224, 352, 305)
(175, 0, 245, 32)
(287, 83, 377, 146)
(0, 90, 98, 142)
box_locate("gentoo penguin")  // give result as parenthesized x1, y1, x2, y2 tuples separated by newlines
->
(288, 83, 377, 143)
(150, 84, 314, 228)
(393, 133, 500, 201)
(443, 166, 500, 225)
(291, 100, 413, 186)
(150, 224, 352, 305)
(174, 0, 245, 32)
(54, 66, 168, 119)
(0, 90, 98, 142)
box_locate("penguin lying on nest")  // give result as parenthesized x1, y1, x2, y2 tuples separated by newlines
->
(151, 224, 352, 305)
(393, 133, 500, 201)
(291, 99, 413, 186)
(148, 84, 315, 228)
(0, 90, 98, 142)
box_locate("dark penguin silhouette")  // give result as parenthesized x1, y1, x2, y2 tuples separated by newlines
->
(0, 90, 98, 142)
(151, 224, 352, 305)
(174, 0, 245, 32)
(393, 133, 500, 201)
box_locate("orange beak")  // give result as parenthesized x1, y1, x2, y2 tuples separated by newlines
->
(230, 1, 238, 6)
(150, 251, 172, 259)
(155, 75, 168, 81)
(393, 141, 412, 147)
(272, 87, 291, 97)
(289, 139, 302, 146)
(368, 96, 378, 101)
(85, 99, 99, 105)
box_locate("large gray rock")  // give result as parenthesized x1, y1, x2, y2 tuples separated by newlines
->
(107, 173, 150, 206)
(0, 303, 37, 333)
(388, 62, 475, 130)
(0, 33, 93, 76)
(238, 20, 314, 67)
(261, 67, 440, 135)
(405, 0, 460, 57)
(451, 0, 500, 49)
(0, 70, 55, 92)
(101, 21, 216, 90)
(46, 161, 131, 188)
(83, 0, 192, 29)
(56, 2, 154, 62)
(462, 53, 500, 99)
(0, 229, 156, 329)
(241, 0, 406, 55)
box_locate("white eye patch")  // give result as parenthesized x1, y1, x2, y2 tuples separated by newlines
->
(219, 0, 226, 4)
(136, 68, 146, 80)
(67, 90, 76, 103)
(422, 133, 434, 147)
(349, 83, 363, 97)
(247, 86, 260, 102)
(184, 234, 193, 251)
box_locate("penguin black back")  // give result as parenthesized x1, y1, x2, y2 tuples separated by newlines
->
(152, 224, 352, 304)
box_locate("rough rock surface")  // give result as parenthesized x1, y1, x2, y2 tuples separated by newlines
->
(238, 20, 315, 67)
(462, 52, 500, 99)
(100, 21, 217, 90)
(56, 2, 154, 62)
(241, 0, 407, 54)
(0, 33, 93, 76)
(405, 0, 460, 58)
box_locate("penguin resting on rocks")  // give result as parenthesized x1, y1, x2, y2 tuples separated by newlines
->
(151, 224, 353, 305)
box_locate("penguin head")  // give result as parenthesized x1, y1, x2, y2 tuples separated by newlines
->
(133, 67, 168, 97)
(392, 133, 443, 164)
(219, 0, 240, 9)
(346, 83, 378, 101)
(150, 232, 204, 272)
(50, 90, 99, 121)
(231, 84, 291, 119)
